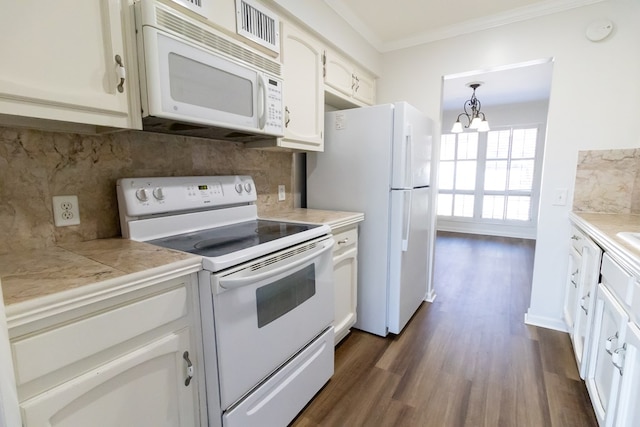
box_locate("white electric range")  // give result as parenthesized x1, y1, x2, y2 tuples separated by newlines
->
(117, 175, 335, 427)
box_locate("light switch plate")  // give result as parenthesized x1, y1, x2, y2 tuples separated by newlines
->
(552, 188, 568, 206)
(278, 185, 286, 201)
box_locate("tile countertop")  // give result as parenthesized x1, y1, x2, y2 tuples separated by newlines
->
(570, 212, 640, 277)
(0, 239, 201, 309)
(260, 208, 365, 231)
(0, 209, 362, 311)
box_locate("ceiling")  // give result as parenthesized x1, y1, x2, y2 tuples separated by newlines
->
(323, 0, 602, 109)
(323, 0, 605, 52)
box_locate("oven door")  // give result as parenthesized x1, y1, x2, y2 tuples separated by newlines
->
(208, 235, 334, 410)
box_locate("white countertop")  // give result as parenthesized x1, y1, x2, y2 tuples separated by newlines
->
(570, 212, 640, 278)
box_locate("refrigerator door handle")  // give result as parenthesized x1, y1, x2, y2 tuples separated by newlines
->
(402, 190, 412, 252)
(404, 125, 413, 188)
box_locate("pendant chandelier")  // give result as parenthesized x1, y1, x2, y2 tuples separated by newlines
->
(451, 82, 490, 133)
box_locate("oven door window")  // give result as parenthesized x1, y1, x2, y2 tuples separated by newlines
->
(256, 264, 315, 328)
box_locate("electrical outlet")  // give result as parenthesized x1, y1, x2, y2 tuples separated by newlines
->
(278, 185, 286, 201)
(53, 195, 80, 226)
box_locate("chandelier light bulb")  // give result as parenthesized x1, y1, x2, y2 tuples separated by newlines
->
(451, 120, 463, 133)
(469, 116, 482, 129)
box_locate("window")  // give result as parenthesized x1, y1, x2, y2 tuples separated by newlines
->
(437, 133, 478, 217)
(438, 126, 541, 225)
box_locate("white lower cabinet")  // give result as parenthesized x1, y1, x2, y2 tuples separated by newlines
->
(332, 225, 359, 345)
(564, 246, 581, 333)
(20, 328, 196, 426)
(564, 225, 603, 378)
(611, 322, 640, 426)
(586, 284, 628, 426)
(9, 274, 202, 427)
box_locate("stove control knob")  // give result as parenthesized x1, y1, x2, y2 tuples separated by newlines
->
(235, 183, 243, 194)
(153, 187, 165, 200)
(244, 182, 252, 193)
(135, 188, 149, 202)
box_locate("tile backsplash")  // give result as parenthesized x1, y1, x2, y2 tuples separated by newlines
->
(0, 126, 293, 254)
(573, 148, 640, 213)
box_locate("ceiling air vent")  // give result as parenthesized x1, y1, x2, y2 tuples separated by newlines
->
(235, 0, 280, 54)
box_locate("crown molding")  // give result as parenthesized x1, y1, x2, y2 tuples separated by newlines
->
(324, 0, 607, 53)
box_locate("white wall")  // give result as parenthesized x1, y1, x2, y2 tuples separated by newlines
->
(377, 0, 640, 330)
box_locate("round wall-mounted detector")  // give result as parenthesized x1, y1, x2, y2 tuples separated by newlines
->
(586, 19, 614, 42)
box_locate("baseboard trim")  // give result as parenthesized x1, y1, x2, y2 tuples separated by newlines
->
(425, 290, 437, 303)
(524, 312, 568, 332)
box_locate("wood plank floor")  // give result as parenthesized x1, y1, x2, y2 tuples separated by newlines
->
(291, 232, 597, 426)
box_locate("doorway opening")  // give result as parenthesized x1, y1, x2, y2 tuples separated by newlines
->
(437, 58, 554, 239)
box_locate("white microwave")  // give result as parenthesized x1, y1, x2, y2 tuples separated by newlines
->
(135, 0, 284, 141)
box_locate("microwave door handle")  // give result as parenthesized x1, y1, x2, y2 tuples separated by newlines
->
(257, 73, 267, 130)
(218, 239, 334, 290)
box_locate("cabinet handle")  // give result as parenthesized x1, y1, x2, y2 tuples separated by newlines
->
(183, 351, 194, 386)
(579, 294, 589, 314)
(612, 345, 626, 375)
(605, 332, 619, 355)
(570, 268, 579, 287)
(571, 235, 580, 241)
(338, 238, 349, 245)
(351, 74, 360, 92)
(115, 54, 126, 93)
(285, 106, 291, 128)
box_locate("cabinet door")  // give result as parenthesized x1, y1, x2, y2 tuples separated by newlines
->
(333, 245, 358, 345)
(573, 243, 603, 378)
(279, 22, 324, 151)
(586, 284, 629, 426)
(611, 322, 640, 427)
(352, 68, 376, 105)
(0, 0, 134, 128)
(20, 329, 198, 427)
(564, 247, 581, 333)
(324, 51, 354, 98)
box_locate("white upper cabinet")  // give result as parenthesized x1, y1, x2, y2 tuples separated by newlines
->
(0, 0, 139, 130)
(277, 21, 324, 151)
(324, 48, 376, 108)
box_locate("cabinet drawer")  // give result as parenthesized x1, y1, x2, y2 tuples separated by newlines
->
(12, 286, 188, 386)
(600, 253, 634, 306)
(332, 227, 358, 252)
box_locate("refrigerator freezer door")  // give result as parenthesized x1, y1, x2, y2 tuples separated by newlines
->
(391, 102, 433, 189)
(388, 187, 431, 334)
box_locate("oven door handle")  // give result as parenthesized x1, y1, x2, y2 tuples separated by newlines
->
(218, 239, 334, 290)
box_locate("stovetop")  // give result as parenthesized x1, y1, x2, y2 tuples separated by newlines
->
(147, 219, 322, 258)
(117, 175, 331, 272)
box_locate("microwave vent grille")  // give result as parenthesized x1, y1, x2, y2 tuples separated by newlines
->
(156, 7, 281, 76)
(235, 0, 280, 54)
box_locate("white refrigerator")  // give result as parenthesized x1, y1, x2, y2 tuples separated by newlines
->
(307, 102, 434, 337)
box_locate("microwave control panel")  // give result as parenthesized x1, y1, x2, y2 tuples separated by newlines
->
(263, 76, 284, 136)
